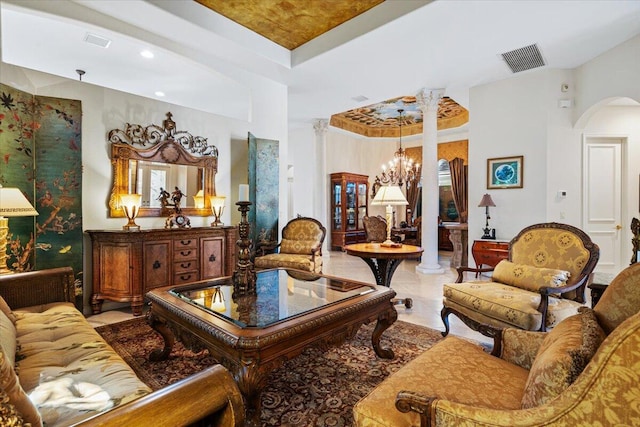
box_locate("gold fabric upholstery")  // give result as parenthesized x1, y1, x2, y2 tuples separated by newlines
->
(593, 262, 640, 334)
(354, 265, 640, 427)
(254, 216, 326, 273)
(443, 281, 582, 330)
(492, 260, 570, 292)
(520, 307, 605, 408)
(353, 337, 529, 426)
(442, 222, 599, 335)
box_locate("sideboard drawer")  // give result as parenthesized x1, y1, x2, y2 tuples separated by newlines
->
(472, 239, 510, 269)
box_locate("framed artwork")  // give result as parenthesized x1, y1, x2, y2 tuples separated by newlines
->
(487, 156, 523, 189)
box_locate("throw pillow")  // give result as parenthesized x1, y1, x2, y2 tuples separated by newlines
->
(521, 307, 605, 408)
(593, 263, 640, 335)
(493, 260, 571, 292)
(0, 350, 42, 427)
(0, 297, 15, 325)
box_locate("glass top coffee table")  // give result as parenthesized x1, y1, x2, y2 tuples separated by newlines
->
(145, 268, 398, 425)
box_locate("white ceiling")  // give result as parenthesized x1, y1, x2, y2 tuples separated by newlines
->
(2, 0, 640, 128)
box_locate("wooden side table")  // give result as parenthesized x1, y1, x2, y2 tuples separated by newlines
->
(471, 239, 510, 269)
(588, 272, 615, 307)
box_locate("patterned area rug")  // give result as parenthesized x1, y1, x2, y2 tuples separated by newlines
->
(96, 318, 445, 426)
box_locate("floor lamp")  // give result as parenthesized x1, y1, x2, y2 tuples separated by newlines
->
(0, 185, 39, 274)
(371, 185, 408, 247)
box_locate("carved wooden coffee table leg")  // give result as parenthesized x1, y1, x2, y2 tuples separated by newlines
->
(146, 312, 175, 362)
(371, 308, 398, 359)
(229, 357, 270, 427)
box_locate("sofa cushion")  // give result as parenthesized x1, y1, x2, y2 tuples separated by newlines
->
(492, 260, 570, 292)
(14, 303, 151, 427)
(443, 281, 581, 331)
(0, 348, 42, 427)
(255, 253, 322, 272)
(0, 310, 17, 368)
(354, 336, 529, 427)
(593, 262, 640, 335)
(0, 296, 16, 325)
(521, 307, 605, 408)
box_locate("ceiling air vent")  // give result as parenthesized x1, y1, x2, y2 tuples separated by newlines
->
(501, 43, 545, 73)
(84, 33, 111, 48)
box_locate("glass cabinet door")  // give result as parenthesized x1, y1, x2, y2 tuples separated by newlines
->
(332, 183, 342, 231)
(357, 182, 367, 230)
(346, 182, 356, 231)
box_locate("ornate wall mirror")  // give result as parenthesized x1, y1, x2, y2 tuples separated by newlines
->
(108, 112, 218, 218)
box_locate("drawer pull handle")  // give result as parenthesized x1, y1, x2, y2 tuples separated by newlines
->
(209, 254, 216, 262)
(180, 262, 191, 268)
(180, 240, 192, 246)
(180, 250, 192, 257)
(180, 275, 191, 281)
(153, 260, 161, 269)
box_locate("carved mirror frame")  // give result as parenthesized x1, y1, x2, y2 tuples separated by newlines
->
(108, 112, 218, 218)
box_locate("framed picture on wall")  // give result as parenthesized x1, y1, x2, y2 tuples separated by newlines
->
(487, 156, 523, 189)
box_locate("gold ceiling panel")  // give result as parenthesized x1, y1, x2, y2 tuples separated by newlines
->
(329, 96, 469, 138)
(194, 0, 384, 50)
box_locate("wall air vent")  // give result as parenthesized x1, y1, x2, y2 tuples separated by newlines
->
(501, 43, 546, 73)
(84, 33, 111, 48)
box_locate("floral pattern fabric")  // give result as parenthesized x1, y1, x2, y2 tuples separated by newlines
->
(593, 262, 640, 334)
(492, 260, 570, 292)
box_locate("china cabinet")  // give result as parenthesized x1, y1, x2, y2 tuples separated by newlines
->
(330, 172, 368, 250)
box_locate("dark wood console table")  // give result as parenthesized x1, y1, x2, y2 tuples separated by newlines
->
(87, 227, 236, 315)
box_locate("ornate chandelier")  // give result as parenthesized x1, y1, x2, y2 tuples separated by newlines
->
(372, 109, 421, 195)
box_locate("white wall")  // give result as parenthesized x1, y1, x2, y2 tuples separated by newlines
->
(0, 62, 288, 306)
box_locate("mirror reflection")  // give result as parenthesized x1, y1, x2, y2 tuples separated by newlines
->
(130, 160, 203, 208)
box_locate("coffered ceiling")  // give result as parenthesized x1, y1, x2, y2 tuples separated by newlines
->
(1, 0, 639, 133)
(195, 0, 384, 50)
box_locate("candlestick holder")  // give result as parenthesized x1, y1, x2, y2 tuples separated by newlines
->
(232, 201, 257, 296)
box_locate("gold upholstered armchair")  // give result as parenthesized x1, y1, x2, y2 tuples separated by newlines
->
(353, 262, 640, 427)
(254, 216, 326, 273)
(442, 222, 599, 337)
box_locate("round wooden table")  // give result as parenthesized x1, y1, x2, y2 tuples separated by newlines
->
(344, 243, 424, 308)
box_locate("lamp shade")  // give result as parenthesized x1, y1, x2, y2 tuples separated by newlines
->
(0, 186, 38, 217)
(372, 185, 408, 206)
(478, 193, 496, 208)
(210, 195, 226, 210)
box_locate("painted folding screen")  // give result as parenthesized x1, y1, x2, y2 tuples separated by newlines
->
(248, 132, 279, 244)
(0, 83, 83, 289)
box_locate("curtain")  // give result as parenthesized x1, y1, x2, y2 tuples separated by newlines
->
(406, 180, 421, 225)
(449, 157, 468, 223)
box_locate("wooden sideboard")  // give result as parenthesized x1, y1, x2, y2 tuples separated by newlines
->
(471, 239, 510, 269)
(87, 227, 237, 315)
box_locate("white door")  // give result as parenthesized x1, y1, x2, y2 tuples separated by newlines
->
(582, 137, 624, 274)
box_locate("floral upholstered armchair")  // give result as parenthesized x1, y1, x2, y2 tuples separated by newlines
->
(354, 262, 640, 427)
(442, 222, 599, 337)
(363, 215, 387, 243)
(254, 216, 326, 273)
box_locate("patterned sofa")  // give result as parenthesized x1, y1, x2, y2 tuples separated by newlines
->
(442, 222, 600, 336)
(353, 262, 640, 426)
(0, 267, 245, 427)
(254, 216, 326, 273)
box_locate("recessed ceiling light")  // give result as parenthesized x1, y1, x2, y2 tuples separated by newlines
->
(154, 91, 165, 97)
(352, 95, 369, 102)
(140, 50, 154, 59)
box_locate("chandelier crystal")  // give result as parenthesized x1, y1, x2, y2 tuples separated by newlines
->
(372, 109, 421, 193)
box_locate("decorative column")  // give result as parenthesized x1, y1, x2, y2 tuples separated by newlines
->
(313, 119, 329, 256)
(232, 201, 256, 296)
(416, 88, 445, 275)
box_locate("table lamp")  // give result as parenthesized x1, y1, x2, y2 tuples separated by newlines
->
(478, 193, 496, 239)
(371, 185, 408, 247)
(0, 185, 39, 274)
(210, 195, 226, 227)
(192, 190, 205, 209)
(120, 193, 142, 231)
